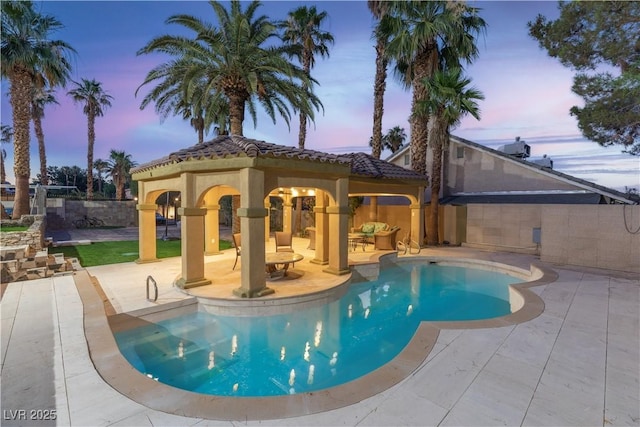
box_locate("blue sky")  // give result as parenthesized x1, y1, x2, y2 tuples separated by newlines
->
(1, 0, 639, 191)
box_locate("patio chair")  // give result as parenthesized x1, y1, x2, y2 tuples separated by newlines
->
(373, 226, 401, 250)
(275, 231, 294, 253)
(232, 233, 241, 270)
(275, 231, 295, 267)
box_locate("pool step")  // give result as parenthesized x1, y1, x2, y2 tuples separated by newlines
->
(133, 336, 238, 388)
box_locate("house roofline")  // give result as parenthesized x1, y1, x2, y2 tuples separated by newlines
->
(385, 135, 638, 205)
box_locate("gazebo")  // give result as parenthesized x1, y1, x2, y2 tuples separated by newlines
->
(131, 135, 427, 298)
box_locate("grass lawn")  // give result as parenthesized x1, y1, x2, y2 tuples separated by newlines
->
(1, 226, 29, 232)
(49, 239, 232, 267)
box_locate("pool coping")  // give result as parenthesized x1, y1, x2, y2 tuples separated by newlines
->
(74, 254, 557, 421)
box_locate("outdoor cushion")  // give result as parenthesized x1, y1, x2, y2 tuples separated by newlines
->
(373, 222, 388, 233)
(362, 223, 375, 234)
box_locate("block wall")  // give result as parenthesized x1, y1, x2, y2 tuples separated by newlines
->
(464, 204, 640, 273)
(46, 199, 137, 229)
(465, 204, 542, 254)
(540, 205, 640, 273)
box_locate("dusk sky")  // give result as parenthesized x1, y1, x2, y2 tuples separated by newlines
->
(1, 1, 639, 191)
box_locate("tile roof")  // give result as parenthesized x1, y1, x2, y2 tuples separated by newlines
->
(132, 135, 428, 182)
(132, 135, 349, 173)
(342, 152, 428, 181)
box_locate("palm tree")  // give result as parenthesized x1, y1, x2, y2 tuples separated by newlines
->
(67, 78, 113, 201)
(136, 59, 229, 144)
(0, 124, 12, 217)
(108, 150, 137, 201)
(31, 87, 58, 185)
(93, 158, 109, 195)
(69, 165, 82, 188)
(384, 1, 486, 176)
(384, 126, 407, 153)
(280, 5, 333, 149)
(1, 124, 13, 185)
(280, 5, 334, 234)
(368, 125, 406, 153)
(416, 68, 484, 245)
(139, 0, 322, 234)
(59, 166, 71, 187)
(368, 1, 393, 160)
(1, 1, 75, 218)
(137, 0, 321, 137)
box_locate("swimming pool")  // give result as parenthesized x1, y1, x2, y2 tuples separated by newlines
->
(115, 260, 522, 397)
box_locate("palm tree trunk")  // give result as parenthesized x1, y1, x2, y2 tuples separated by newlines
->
(86, 112, 95, 200)
(371, 37, 387, 160)
(409, 47, 438, 177)
(0, 151, 5, 185)
(298, 112, 307, 149)
(228, 94, 243, 231)
(34, 116, 48, 186)
(9, 68, 32, 219)
(193, 116, 204, 144)
(294, 112, 307, 234)
(228, 95, 245, 136)
(115, 177, 123, 201)
(427, 117, 446, 246)
(294, 55, 313, 235)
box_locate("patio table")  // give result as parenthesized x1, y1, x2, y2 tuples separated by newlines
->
(265, 252, 304, 278)
(348, 233, 367, 252)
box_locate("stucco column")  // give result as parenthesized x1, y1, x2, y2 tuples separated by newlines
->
(233, 168, 273, 298)
(264, 198, 271, 243)
(177, 207, 211, 289)
(204, 204, 220, 255)
(136, 203, 159, 263)
(324, 179, 350, 276)
(282, 192, 293, 234)
(410, 202, 424, 248)
(311, 190, 329, 265)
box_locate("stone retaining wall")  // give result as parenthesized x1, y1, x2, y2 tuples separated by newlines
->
(0, 215, 46, 251)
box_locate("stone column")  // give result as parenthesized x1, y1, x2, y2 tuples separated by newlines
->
(233, 168, 273, 298)
(264, 198, 271, 243)
(410, 202, 424, 247)
(136, 203, 158, 263)
(282, 192, 293, 234)
(311, 190, 329, 265)
(177, 207, 211, 289)
(324, 179, 350, 276)
(204, 203, 220, 255)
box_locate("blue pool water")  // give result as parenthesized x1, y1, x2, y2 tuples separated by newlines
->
(115, 262, 518, 397)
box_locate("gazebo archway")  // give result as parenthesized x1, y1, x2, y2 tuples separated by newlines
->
(132, 136, 427, 298)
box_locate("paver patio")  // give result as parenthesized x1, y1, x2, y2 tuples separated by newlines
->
(1, 232, 638, 426)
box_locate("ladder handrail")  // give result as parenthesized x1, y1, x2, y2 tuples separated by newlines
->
(397, 233, 421, 255)
(146, 275, 158, 302)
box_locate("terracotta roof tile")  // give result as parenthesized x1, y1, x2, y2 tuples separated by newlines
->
(343, 152, 428, 181)
(132, 136, 428, 182)
(133, 135, 349, 173)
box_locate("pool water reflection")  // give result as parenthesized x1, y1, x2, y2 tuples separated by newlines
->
(115, 262, 517, 397)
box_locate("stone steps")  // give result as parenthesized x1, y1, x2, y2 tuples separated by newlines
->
(0, 246, 78, 283)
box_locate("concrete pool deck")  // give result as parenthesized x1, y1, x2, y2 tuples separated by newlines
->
(1, 233, 639, 426)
